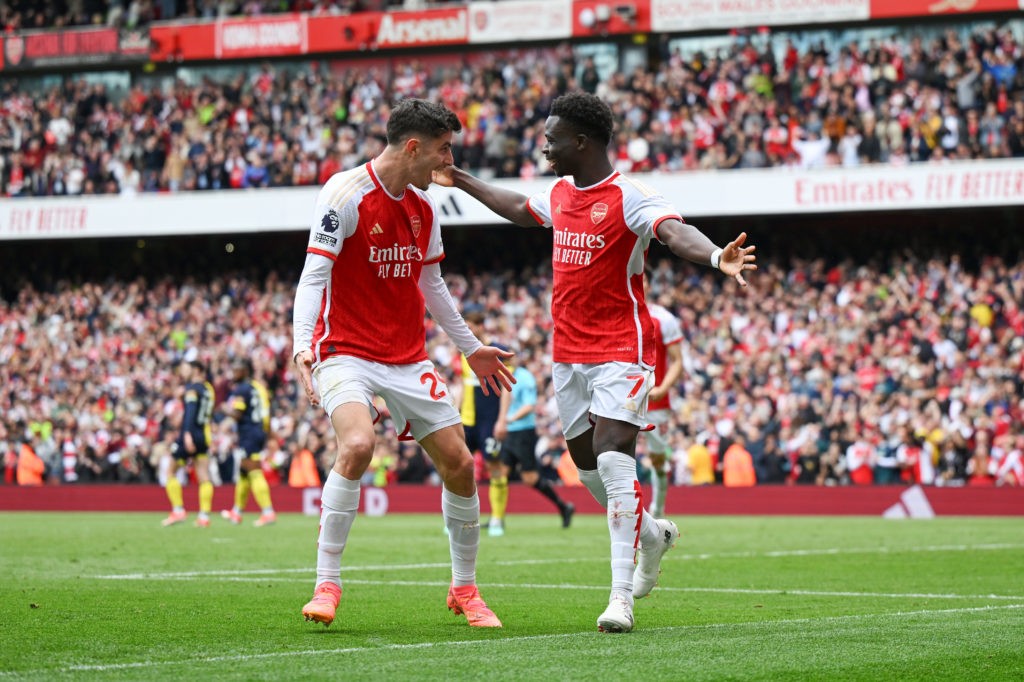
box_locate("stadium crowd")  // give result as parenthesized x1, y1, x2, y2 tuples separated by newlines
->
(3, 247, 1023, 490)
(2, 20, 1024, 197)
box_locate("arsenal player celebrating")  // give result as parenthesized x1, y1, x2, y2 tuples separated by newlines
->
(293, 99, 513, 630)
(436, 91, 756, 633)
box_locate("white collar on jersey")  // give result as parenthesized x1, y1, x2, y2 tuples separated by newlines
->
(369, 160, 406, 201)
(569, 170, 618, 191)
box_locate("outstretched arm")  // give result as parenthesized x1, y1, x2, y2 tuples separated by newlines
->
(657, 220, 757, 287)
(433, 166, 538, 227)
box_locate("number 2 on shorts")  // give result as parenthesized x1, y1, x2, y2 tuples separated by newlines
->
(420, 371, 448, 401)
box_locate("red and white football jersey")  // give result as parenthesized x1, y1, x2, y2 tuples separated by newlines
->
(648, 303, 684, 411)
(526, 172, 682, 366)
(305, 162, 443, 365)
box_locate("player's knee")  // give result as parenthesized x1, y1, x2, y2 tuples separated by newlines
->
(336, 432, 375, 461)
(437, 453, 475, 486)
(522, 470, 539, 486)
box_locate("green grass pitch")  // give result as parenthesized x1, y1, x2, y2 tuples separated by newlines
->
(1, 511, 1022, 681)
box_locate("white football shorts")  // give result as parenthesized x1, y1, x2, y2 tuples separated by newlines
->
(553, 361, 654, 440)
(642, 408, 672, 455)
(314, 355, 461, 442)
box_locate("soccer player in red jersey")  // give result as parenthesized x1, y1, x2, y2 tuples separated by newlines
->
(292, 99, 514, 629)
(436, 91, 756, 632)
(640, 293, 684, 519)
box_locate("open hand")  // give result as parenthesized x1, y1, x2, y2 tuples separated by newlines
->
(467, 345, 516, 396)
(719, 232, 757, 287)
(431, 166, 456, 187)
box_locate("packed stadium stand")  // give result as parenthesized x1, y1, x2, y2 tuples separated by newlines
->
(2, 1, 1023, 499)
(2, 14, 1024, 196)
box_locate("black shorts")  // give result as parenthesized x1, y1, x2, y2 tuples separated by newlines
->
(172, 436, 210, 462)
(238, 433, 267, 457)
(500, 429, 539, 472)
(464, 421, 500, 460)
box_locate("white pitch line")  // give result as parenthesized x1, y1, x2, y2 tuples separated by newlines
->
(91, 542, 1024, 581)
(92, 557, 598, 577)
(4, 604, 1021, 677)
(699, 542, 1024, 560)
(292, 579, 1024, 602)
(94, 564, 452, 579)
(341, 581, 1024, 602)
(87, 572, 1024, 602)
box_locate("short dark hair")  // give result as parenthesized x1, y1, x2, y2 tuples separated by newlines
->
(550, 91, 614, 146)
(386, 99, 462, 145)
(232, 357, 253, 375)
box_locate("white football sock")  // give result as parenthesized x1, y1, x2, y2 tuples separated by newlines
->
(596, 451, 645, 597)
(577, 467, 608, 508)
(315, 470, 360, 589)
(651, 466, 668, 517)
(442, 486, 480, 587)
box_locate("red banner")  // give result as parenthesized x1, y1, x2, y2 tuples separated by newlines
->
(150, 8, 468, 63)
(0, 26, 146, 71)
(215, 14, 307, 59)
(150, 22, 217, 61)
(870, 0, 1019, 18)
(572, 0, 652, 36)
(373, 7, 467, 48)
(1, 483, 1021, 516)
(307, 13, 381, 53)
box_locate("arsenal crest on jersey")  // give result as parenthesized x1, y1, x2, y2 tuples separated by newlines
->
(591, 203, 608, 225)
(410, 215, 422, 237)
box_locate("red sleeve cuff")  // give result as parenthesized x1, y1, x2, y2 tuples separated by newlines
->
(525, 201, 546, 226)
(652, 215, 684, 240)
(307, 247, 337, 260)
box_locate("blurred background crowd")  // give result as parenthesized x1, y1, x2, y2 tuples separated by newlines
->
(1, 17, 1023, 197)
(3, 243, 1023, 490)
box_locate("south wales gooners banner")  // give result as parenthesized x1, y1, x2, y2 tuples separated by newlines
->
(650, 0, 870, 32)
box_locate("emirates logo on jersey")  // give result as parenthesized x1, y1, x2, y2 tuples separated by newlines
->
(410, 216, 422, 237)
(591, 203, 608, 225)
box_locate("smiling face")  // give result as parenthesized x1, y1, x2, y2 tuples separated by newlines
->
(407, 131, 455, 191)
(541, 116, 583, 178)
